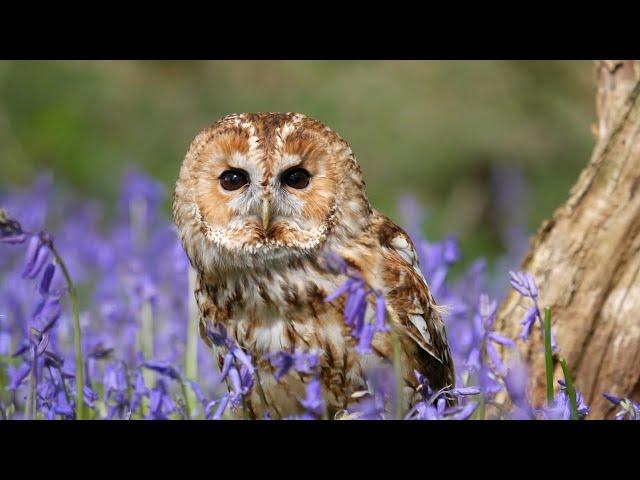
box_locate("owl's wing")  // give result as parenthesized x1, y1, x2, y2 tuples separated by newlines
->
(372, 211, 455, 392)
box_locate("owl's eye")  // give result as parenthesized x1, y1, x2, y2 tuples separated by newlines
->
(281, 168, 311, 189)
(220, 170, 249, 191)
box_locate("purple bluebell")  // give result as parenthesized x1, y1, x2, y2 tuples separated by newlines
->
(300, 378, 324, 416)
(267, 349, 319, 381)
(209, 396, 231, 420)
(325, 264, 389, 355)
(352, 366, 396, 420)
(542, 380, 590, 420)
(148, 379, 176, 420)
(503, 357, 535, 419)
(509, 271, 538, 299)
(143, 360, 182, 381)
(187, 379, 208, 411)
(602, 394, 639, 420)
(0, 209, 27, 244)
(130, 370, 149, 413)
(22, 234, 51, 280)
(519, 306, 537, 340)
(7, 362, 31, 391)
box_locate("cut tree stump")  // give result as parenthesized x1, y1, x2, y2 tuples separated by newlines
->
(496, 60, 640, 419)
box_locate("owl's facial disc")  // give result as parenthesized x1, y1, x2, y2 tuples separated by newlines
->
(174, 113, 365, 273)
(212, 157, 328, 249)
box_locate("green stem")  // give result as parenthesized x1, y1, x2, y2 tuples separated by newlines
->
(184, 267, 199, 417)
(139, 300, 154, 360)
(389, 324, 405, 420)
(137, 300, 154, 417)
(50, 244, 86, 420)
(241, 392, 250, 420)
(474, 394, 486, 420)
(559, 358, 579, 420)
(26, 349, 37, 420)
(253, 368, 277, 419)
(0, 356, 7, 406)
(179, 379, 192, 420)
(543, 307, 554, 406)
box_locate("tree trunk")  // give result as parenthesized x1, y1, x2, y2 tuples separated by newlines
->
(496, 60, 640, 419)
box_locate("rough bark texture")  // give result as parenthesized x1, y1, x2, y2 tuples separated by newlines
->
(496, 60, 640, 419)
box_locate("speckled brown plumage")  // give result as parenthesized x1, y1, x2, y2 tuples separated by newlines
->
(173, 113, 455, 419)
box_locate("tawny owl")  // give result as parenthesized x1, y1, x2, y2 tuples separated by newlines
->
(173, 112, 454, 419)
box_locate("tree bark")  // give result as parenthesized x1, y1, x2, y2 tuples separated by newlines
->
(496, 60, 640, 419)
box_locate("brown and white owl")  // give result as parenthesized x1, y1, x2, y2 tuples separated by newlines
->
(172, 112, 454, 419)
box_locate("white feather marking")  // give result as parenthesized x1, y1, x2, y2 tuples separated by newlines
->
(408, 313, 431, 344)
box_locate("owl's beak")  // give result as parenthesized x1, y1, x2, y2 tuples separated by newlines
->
(261, 198, 271, 231)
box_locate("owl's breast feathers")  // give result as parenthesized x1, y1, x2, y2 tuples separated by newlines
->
(193, 211, 455, 418)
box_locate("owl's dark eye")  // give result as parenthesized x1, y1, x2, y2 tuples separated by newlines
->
(220, 170, 249, 191)
(281, 168, 311, 189)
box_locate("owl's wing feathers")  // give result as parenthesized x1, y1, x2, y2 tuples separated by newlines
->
(372, 212, 455, 391)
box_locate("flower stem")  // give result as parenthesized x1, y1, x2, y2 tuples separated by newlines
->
(253, 368, 277, 419)
(389, 324, 405, 420)
(474, 394, 486, 420)
(26, 346, 37, 420)
(543, 307, 554, 406)
(49, 243, 86, 420)
(559, 358, 579, 420)
(184, 267, 199, 417)
(140, 301, 154, 361)
(0, 356, 7, 407)
(179, 379, 192, 420)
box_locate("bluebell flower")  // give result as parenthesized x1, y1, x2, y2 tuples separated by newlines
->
(509, 271, 558, 352)
(130, 370, 149, 413)
(509, 271, 538, 298)
(205, 323, 255, 375)
(465, 294, 515, 379)
(542, 380, 589, 420)
(325, 260, 389, 355)
(300, 378, 324, 416)
(602, 393, 639, 420)
(351, 366, 396, 420)
(52, 390, 75, 419)
(267, 349, 319, 381)
(103, 362, 131, 419)
(519, 306, 537, 340)
(38, 264, 56, 295)
(7, 362, 31, 391)
(0, 208, 27, 244)
(187, 379, 208, 411)
(503, 357, 535, 420)
(22, 233, 51, 280)
(143, 360, 182, 381)
(148, 379, 176, 420)
(209, 396, 230, 420)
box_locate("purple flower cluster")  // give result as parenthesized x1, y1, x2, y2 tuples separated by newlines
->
(203, 323, 255, 419)
(1, 171, 637, 420)
(0, 172, 222, 420)
(324, 255, 388, 355)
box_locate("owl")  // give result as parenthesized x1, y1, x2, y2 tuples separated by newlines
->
(173, 113, 455, 419)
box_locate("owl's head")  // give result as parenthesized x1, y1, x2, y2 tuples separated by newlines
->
(173, 113, 372, 274)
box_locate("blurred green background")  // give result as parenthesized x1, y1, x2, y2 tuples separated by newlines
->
(0, 61, 595, 263)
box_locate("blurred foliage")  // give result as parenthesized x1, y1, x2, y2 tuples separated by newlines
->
(0, 61, 595, 263)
